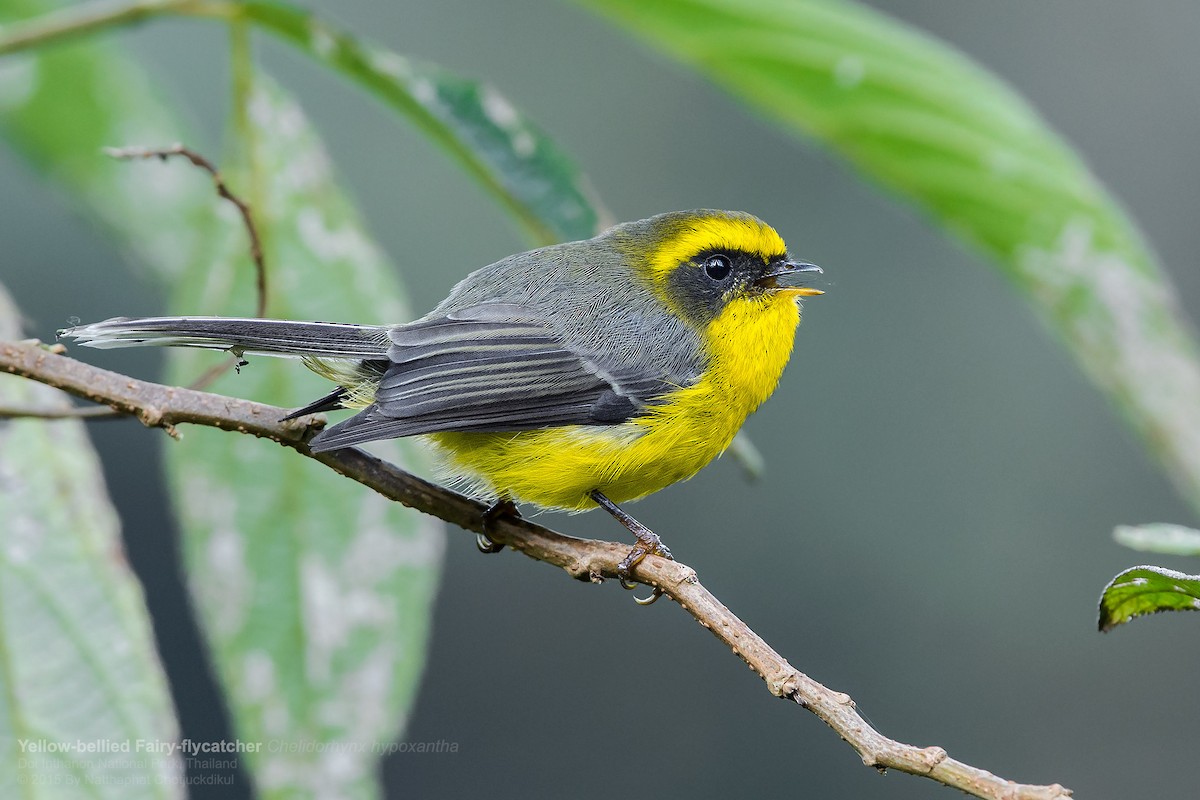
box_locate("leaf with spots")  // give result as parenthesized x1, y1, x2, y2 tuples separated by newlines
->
(578, 0, 1200, 516)
(162, 75, 444, 800)
(1098, 565, 1200, 632)
(0, 285, 183, 799)
(0, 4, 444, 790)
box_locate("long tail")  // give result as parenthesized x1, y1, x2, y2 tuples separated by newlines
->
(59, 316, 390, 360)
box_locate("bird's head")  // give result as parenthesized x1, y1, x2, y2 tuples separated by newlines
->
(609, 209, 822, 327)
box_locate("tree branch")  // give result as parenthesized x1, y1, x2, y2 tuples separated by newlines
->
(0, 339, 1073, 800)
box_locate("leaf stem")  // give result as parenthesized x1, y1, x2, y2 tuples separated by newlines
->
(0, 0, 225, 56)
(227, 16, 267, 314)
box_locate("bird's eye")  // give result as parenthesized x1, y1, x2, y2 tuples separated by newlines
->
(703, 254, 732, 281)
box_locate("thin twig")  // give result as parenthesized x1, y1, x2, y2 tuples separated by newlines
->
(104, 144, 267, 318)
(103, 144, 267, 392)
(0, 342, 120, 419)
(0, 339, 1073, 800)
(1, 143, 264, 420)
(0, 404, 121, 420)
(183, 355, 245, 391)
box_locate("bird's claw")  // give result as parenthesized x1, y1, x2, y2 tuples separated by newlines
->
(616, 541, 671, 605)
(617, 572, 664, 605)
(475, 532, 505, 554)
(634, 587, 664, 606)
(478, 498, 519, 554)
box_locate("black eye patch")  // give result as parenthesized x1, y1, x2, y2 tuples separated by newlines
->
(666, 249, 769, 326)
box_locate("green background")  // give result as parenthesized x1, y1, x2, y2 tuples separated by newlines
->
(4, 1, 1199, 797)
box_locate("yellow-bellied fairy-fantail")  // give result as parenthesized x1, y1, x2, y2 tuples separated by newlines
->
(61, 209, 822, 596)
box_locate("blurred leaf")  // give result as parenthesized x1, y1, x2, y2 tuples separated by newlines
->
(163, 75, 443, 800)
(1098, 565, 1200, 632)
(580, 0, 1200, 515)
(1113, 523, 1200, 557)
(233, 0, 605, 243)
(578, 0, 1148, 265)
(1, 5, 443, 796)
(0, 285, 182, 798)
(727, 432, 764, 482)
(0, 0, 607, 245)
(0, 0, 210, 279)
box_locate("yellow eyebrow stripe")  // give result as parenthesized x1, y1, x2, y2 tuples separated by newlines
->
(646, 215, 787, 280)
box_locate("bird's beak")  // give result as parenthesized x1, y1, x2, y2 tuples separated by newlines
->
(760, 259, 824, 296)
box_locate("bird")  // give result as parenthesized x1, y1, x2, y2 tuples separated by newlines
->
(61, 209, 822, 601)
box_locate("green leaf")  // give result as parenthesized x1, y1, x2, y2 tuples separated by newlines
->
(579, 0, 1200, 515)
(0, 6, 444, 795)
(163, 75, 443, 800)
(1113, 524, 1200, 557)
(0, 0, 605, 245)
(0, 0, 210, 280)
(232, 0, 605, 244)
(1098, 565, 1200, 632)
(0, 285, 183, 799)
(579, 0, 1145, 262)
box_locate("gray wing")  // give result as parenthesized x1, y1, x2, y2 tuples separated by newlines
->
(307, 303, 672, 451)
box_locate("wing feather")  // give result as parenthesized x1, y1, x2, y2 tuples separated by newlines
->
(308, 303, 672, 452)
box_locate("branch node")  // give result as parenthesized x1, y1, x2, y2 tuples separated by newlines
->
(563, 554, 606, 583)
(136, 408, 159, 426)
(288, 414, 326, 437)
(135, 405, 164, 428)
(779, 677, 807, 707)
(670, 563, 699, 587)
(766, 669, 800, 698)
(920, 745, 949, 772)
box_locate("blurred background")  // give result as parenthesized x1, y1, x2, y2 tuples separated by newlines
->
(4, 1, 1200, 797)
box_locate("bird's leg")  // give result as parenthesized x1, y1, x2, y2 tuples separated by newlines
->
(477, 497, 518, 554)
(589, 490, 672, 605)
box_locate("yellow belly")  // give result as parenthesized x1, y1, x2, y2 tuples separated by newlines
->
(428, 292, 801, 510)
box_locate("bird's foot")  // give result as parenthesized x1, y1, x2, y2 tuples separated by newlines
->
(477, 498, 518, 554)
(589, 490, 673, 606)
